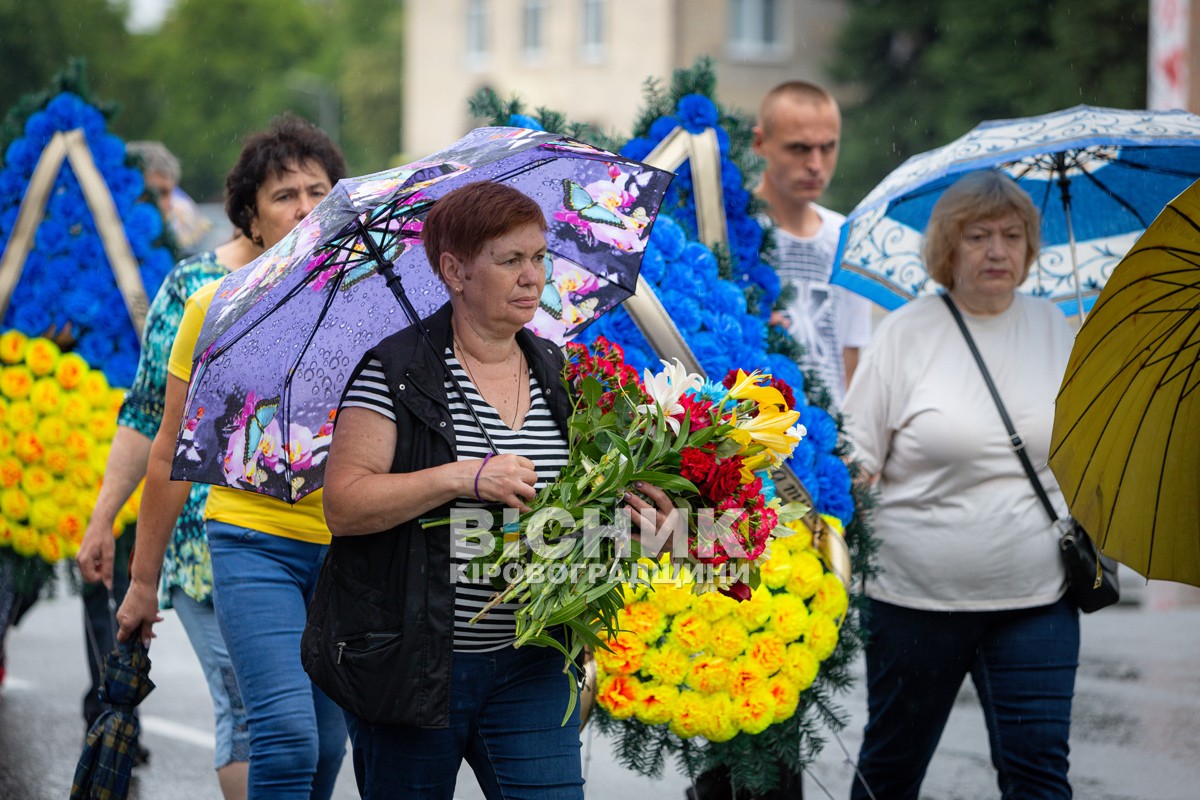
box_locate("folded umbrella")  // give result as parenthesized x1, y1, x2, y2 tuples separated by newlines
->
(70, 639, 155, 800)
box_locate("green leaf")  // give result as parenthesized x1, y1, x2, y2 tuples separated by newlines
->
(630, 471, 697, 494)
(775, 500, 812, 526)
(581, 375, 602, 406)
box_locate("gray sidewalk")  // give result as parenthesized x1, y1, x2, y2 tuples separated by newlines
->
(2, 576, 1198, 799)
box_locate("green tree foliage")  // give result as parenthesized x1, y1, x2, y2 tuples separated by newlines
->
(0, 0, 134, 125)
(125, 0, 325, 199)
(825, 0, 1149, 212)
(313, 0, 405, 173)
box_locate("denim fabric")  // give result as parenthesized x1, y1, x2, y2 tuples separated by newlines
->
(851, 596, 1079, 800)
(344, 642, 584, 800)
(207, 522, 346, 799)
(169, 586, 249, 769)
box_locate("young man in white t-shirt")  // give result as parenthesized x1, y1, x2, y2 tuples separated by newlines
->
(753, 81, 872, 406)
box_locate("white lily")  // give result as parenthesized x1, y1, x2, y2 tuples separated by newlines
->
(635, 358, 704, 433)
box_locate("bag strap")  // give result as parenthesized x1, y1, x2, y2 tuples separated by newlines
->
(940, 293, 1060, 525)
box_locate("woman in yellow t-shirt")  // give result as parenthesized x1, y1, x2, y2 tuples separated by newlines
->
(115, 125, 349, 800)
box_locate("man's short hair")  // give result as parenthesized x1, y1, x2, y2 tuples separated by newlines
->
(757, 81, 838, 135)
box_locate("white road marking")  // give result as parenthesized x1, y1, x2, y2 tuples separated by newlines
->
(139, 715, 215, 750)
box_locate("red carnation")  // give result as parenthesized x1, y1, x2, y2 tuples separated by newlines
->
(680, 446, 717, 484)
(719, 581, 753, 602)
(701, 457, 743, 503)
(679, 395, 715, 431)
(769, 377, 796, 410)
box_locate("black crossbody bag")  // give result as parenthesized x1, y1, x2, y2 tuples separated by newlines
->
(942, 293, 1119, 613)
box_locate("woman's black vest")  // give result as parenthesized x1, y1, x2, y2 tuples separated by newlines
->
(301, 303, 569, 727)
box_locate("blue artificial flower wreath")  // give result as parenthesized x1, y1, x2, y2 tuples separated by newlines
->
(578, 90, 856, 523)
(0, 92, 173, 386)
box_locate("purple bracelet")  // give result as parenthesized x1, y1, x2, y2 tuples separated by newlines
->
(474, 453, 494, 501)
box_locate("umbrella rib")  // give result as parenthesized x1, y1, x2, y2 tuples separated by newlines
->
(201, 272, 323, 364)
(1080, 316, 1177, 554)
(279, 261, 351, 501)
(1052, 262, 1193, 487)
(1060, 259, 1200, 553)
(1142, 311, 1200, 571)
(1098, 153, 1200, 182)
(1163, 205, 1200, 238)
(1078, 168, 1150, 227)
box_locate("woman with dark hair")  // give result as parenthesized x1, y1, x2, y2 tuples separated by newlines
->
(843, 170, 1079, 799)
(97, 113, 349, 800)
(303, 180, 675, 799)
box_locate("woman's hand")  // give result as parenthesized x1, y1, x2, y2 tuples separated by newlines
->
(623, 481, 683, 559)
(76, 517, 116, 586)
(473, 453, 538, 512)
(115, 577, 163, 648)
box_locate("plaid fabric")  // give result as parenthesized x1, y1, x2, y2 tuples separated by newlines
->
(70, 641, 155, 800)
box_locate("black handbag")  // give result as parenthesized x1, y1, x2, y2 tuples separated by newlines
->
(942, 294, 1119, 613)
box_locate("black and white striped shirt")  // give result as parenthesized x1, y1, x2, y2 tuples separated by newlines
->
(341, 348, 569, 652)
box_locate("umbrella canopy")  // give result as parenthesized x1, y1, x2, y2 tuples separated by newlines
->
(70, 640, 155, 800)
(171, 127, 673, 503)
(833, 105, 1200, 317)
(1049, 178, 1200, 587)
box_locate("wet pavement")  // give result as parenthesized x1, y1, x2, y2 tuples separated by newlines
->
(1, 574, 1197, 799)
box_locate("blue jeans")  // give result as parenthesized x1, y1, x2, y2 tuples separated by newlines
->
(170, 586, 250, 769)
(850, 596, 1080, 800)
(208, 522, 346, 799)
(343, 642, 584, 800)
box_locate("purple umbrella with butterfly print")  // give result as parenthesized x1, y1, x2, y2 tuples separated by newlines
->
(170, 127, 674, 503)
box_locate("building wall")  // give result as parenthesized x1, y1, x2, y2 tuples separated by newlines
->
(403, 0, 848, 157)
(676, 0, 849, 118)
(404, 0, 676, 158)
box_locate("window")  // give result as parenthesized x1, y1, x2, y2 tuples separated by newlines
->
(466, 0, 488, 63)
(580, 0, 605, 63)
(523, 0, 546, 60)
(728, 0, 786, 60)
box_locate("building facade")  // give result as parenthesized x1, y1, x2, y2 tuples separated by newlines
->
(403, 0, 848, 157)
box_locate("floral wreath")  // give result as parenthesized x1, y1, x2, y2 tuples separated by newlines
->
(470, 60, 879, 793)
(0, 330, 140, 564)
(0, 70, 173, 587)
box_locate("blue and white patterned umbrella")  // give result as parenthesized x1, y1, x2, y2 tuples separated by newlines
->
(832, 105, 1200, 318)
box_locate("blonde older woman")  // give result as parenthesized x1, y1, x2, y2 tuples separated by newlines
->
(843, 170, 1078, 799)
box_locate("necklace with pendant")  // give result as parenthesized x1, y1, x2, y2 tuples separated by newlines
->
(455, 336, 526, 429)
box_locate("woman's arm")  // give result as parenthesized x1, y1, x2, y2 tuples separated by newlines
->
(322, 407, 540, 536)
(114, 374, 193, 646)
(79, 263, 195, 585)
(76, 426, 153, 585)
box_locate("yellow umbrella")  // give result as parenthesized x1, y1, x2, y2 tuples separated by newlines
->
(1049, 178, 1200, 587)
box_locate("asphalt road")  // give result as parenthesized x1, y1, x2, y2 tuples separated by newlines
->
(2, 575, 1197, 799)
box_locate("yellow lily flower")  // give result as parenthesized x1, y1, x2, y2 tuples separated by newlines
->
(729, 406, 802, 453)
(725, 370, 788, 410)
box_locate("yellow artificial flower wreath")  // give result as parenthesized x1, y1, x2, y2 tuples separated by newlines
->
(595, 516, 849, 741)
(0, 330, 140, 564)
